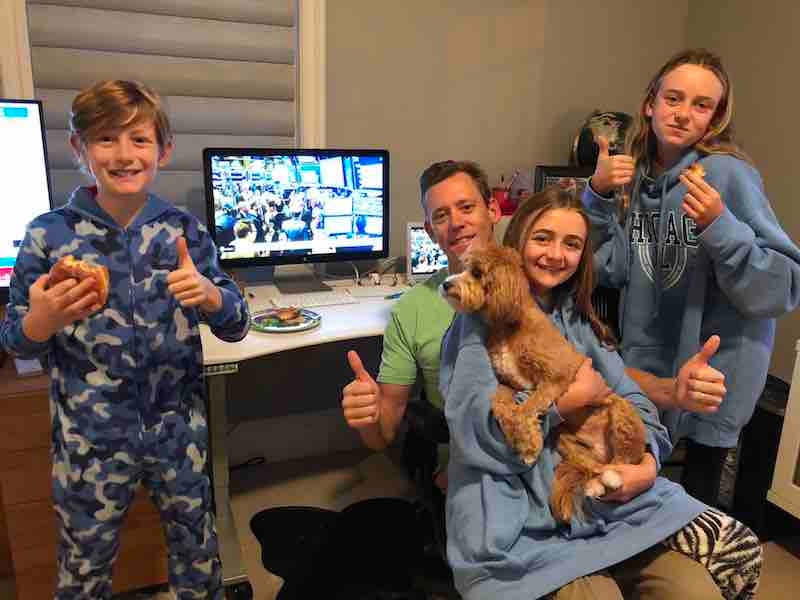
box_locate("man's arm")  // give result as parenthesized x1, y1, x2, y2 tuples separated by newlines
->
(358, 382, 413, 450)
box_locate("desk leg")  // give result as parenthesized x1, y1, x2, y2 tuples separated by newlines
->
(207, 374, 250, 593)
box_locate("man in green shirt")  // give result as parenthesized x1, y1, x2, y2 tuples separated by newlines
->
(341, 160, 501, 487)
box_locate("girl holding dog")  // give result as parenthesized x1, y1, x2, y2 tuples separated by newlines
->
(439, 187, 761, 600)
(584, 48, 800, 506)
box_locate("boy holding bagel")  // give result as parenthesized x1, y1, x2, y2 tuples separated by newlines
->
(0, 80, 249, 599)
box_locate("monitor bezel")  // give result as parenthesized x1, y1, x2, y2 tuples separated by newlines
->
(0, 98, 54, 306)
(202, 147, 390, 269)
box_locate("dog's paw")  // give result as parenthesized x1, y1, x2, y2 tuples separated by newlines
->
(600, 469, 623, 491)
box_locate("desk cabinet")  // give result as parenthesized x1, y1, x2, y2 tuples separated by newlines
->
(768, 340, 800, 520)
(0, 359, 168, 598)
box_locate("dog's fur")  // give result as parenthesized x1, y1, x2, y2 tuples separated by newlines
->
(442, 245, 646, 523)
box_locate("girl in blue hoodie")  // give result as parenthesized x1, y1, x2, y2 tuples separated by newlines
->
(440, 188, 761, 600)
(583, 48, 800, 506)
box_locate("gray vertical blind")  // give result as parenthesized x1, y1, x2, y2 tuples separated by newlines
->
(27, 0, 297, 220)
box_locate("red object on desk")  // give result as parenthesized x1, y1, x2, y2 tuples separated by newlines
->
(493, 187, 516, 216)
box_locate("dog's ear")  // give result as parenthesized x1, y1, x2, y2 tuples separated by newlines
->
(484, 248, 529, 326)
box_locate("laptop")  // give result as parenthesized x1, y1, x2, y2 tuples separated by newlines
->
(406, 222, 448, 284)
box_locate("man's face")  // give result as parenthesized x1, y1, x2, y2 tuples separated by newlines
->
(423, 172, 500, 272)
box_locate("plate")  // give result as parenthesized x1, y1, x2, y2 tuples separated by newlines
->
(252, 308, 321, 333)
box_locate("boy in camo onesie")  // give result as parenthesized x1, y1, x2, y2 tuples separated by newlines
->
(0, 80, 250, 599)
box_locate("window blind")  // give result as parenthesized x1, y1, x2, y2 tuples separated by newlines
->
(27, 0, 297, 220)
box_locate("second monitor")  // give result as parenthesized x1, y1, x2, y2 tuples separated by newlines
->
(204, 147, 389, 293)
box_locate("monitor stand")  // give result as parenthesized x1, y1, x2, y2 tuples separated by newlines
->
(231, 264, 333, 294)
(270, 264, 332, 294)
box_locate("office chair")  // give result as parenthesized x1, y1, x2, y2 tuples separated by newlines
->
(400, 391, 454, 588)
(249, 391, 451, 600)
(590, 285, 621, 340)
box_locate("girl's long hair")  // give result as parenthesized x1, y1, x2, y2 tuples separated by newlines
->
(503, 187, 617, 348)
(626, 48, 752, 172)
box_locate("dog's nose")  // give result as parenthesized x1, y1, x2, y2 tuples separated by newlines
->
(442, 280, 452, 291)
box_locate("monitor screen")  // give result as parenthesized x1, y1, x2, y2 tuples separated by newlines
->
(1, 99, 53, 304)
(406, 222, 447, 283)
(203, 148, 390, 268)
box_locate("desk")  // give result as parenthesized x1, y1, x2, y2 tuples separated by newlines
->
(200, 290, 397, 596)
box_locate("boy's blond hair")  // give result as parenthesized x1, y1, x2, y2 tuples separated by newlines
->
(69, 80, 173, 149)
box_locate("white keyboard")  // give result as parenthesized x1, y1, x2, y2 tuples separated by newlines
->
(271, 290, 358, 309)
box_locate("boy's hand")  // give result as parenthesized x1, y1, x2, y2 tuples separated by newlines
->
(167, 237, 222, 313)
(680, 170, 724, 229)
(590, 135, 635, 196)
(556, 358, 612, 423)
(23, 274, 101, 342)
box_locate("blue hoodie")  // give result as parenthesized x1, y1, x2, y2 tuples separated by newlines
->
(584, 151, 800, 447)
(440, 299, 706, 600)
(0, 187, 250, 438)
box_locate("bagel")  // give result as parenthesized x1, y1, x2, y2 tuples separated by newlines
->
(48, 255, 110, 307)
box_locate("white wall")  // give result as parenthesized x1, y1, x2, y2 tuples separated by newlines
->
(687, 0, 800, 382)
(326, 0, 689, 258)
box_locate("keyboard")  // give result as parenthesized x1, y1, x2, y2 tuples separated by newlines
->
(271, 290, 358, 309)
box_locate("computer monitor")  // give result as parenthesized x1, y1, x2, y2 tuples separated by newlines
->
(203, 147, 389, 293)
(406, 222, 448, 284)
(1, 99, 53, 305)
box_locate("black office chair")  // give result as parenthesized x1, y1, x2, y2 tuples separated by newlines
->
(400, 392, 456, 593)
(251, 498, 430, 600)
(590, 285, 621, 340)
(249, 391, 452, 600)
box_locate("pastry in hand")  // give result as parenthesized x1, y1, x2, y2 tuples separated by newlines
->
(687, 162, 706, 178)
(48, 255, 110, 307)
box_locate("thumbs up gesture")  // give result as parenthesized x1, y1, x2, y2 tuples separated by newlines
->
(590, 135, 635, 196)
(341, 350, 381, 429)
(674, 335, 726, 413)
(167, 236, 222, 312)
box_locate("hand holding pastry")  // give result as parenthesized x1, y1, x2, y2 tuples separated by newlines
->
(48, 255, 109, 305)
(680, 162, 723, 230)
(167, 236, 222, 312)
(23, 265, 103, 342)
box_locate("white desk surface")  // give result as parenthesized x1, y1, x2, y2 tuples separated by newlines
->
(200, 285, 399, 365)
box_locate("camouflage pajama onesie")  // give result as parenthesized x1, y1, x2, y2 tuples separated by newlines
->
(0, 186, 250, 599)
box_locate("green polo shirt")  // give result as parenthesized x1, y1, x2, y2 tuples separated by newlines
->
(378, 269, 454, 410)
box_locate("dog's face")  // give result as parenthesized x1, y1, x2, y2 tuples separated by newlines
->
(441, 245, 530, 326)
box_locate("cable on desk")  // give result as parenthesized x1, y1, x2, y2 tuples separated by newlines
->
(230, 456, 265, 472)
